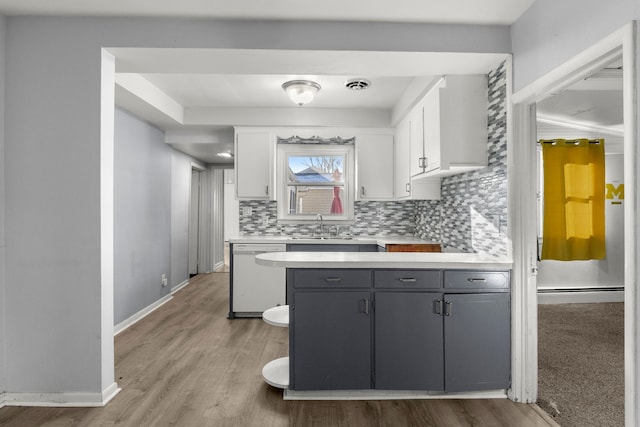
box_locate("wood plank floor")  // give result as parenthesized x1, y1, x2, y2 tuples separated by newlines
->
(0, 273, 557, 427)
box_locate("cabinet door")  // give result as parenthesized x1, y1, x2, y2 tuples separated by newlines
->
(422, 85, 442, 173)
(444, 293, 510, 392)
(356, 134, 394, 200)
(292, 291, 371, 390)
(235, 131, 273, 200)
(409, 106, 425, 177)
(394, 118, 411, 199)
(375, 292, 444, 390)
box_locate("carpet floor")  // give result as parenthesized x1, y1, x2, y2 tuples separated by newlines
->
(537, 302, 624, 426)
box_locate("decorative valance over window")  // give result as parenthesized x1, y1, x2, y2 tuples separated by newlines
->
(277, 135, 355, 145)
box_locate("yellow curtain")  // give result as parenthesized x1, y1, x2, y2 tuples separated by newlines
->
(541, 138, 606, 260)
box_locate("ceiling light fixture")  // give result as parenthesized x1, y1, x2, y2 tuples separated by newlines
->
(217, 152, 233, 159)
(282, 80, 321, 106)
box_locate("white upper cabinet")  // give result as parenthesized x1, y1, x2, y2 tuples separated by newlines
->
(394, 117, 441, 200)
(234, 128, 276, 200)
(356, 133, 395, 201)
(411, 75, 488, 179)
(394, 117, 412, 199)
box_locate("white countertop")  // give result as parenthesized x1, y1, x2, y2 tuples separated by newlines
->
(255, 251, 512, 270)
(228, 235, 438, 246)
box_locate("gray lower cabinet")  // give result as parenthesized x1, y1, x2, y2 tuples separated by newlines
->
(292, 291, 372, 390)
(443, 292, 510, 391)
(289, 268, 510, 392)
(374, 291, 444, 390)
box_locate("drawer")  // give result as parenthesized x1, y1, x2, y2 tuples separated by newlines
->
(444, 271, 510, 290)
(292, 269, 371, 288)
(374, 270, 442, 289)
(287, 244, 360, 252)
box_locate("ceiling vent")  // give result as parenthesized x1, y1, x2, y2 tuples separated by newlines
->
(345, 78, 371, 91)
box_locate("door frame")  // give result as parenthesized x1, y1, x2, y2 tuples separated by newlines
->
(510, 22, 637, 424)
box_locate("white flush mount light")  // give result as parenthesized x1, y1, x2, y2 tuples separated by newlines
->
(282, 80, 321, 107)
(217, 152, 233, 159)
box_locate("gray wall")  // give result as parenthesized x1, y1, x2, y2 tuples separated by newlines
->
(511, 0, 637, 92)
(0, 15, 6, 395)
(114, 108, 172, 325)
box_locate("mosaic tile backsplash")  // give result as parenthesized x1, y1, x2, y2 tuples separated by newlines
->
(414, 61, 508, 257)
(239, 61, 508, 257)
(238, 200, 417, 236)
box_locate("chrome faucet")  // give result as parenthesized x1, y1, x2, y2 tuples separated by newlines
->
(315, 213, 324, 236)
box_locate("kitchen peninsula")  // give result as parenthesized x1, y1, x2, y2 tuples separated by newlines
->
(256, 250, 512, 398)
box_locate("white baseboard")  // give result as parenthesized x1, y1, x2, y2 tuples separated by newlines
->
(171, 279, 190, 295)
(284, 389, 508, 401)
(538, 288, 624, 304)
(1, 382, 121, 407)
(114, 294, 173, 336)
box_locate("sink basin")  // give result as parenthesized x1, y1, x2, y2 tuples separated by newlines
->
(290, 236, 354, 240)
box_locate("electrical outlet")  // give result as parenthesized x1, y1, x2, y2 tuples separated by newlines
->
(161, 273, 168, 287)
(262, 215, 269, 226)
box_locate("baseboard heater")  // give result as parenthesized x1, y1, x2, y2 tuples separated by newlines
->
(538, 286, 624, 293)
(538, 286, 624, 304)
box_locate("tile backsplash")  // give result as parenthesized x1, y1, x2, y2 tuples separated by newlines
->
(238, 61, 508, 257)
(414, 61, 508, 257)
(238, 200, 418, 237)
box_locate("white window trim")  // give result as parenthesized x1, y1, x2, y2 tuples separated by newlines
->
(276, 143, 355, 224)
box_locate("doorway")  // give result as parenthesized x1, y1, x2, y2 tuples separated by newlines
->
(510, 22, 637, 423)
(189, 166, 205, 277)
(533, 58, 625, 425)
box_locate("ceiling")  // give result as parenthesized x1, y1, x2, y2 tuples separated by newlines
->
(0, 1, 535, 25)
(536, 62, 624, 152)
(0, 1, 622, 162)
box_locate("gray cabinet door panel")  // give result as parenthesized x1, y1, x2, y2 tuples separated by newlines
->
(293, 291, 371, 390)
(375, 292, 444, 390)
(444, 293, 510, 391)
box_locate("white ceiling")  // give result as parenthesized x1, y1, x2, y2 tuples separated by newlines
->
(0, 0, 535, 25)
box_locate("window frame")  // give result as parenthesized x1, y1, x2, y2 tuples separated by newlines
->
(276, 143, 355, 224)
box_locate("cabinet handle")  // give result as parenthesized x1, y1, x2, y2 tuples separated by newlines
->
(434, 299, 443, 315)
(361, 186, 366, 197)
(405, 183, 411, 193)
(324, 277, 342, 283)
(467, 278, 487, 283)
(362, 298, 370, 315)
(265, 185, 269, 195)
(398, 277, 417, 282)
(444, 301, 452, 317)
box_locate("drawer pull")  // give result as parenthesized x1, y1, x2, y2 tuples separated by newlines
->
(467, 278, 487, 283)
(324, 277, 343, 283)
(399, 277, 417, 282)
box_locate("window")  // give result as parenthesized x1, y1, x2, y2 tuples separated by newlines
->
(277, 143, 354, 223)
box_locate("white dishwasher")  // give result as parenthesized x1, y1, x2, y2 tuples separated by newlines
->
(231, 243, 286, 317)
